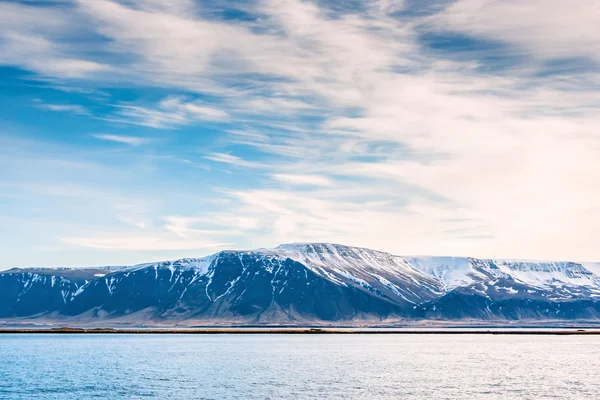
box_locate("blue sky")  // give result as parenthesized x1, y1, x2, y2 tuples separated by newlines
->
(1, 0, 600, 269)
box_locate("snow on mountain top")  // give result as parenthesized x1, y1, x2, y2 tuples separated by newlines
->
(273, 243, 418, 275)
(5, 243, 600, 298)
(124, 255, 217, 276)
(275, 242, 379, 253)
(582, 263, 600, 276)
(405, 257, 475, 289)
(271, 244, 483, 289)
(493, 260, 600, 288)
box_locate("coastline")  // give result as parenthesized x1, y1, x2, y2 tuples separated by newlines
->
(2, 327, 600, 334)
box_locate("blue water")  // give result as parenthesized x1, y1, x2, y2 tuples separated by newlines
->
(1, 334, 599, 399)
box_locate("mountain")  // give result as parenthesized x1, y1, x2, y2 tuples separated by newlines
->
(2, 243, 600, 326)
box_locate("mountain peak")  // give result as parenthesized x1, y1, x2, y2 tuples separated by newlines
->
(274, 242, 390, 255)
(3, 243, 600, 325)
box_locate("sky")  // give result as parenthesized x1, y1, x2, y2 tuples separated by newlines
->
(1, 0, 600, 269)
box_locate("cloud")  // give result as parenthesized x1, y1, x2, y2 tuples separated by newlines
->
(271, 174, 331, 187)
(111, 97, 228, 128)
(0, 2, 109, 78)
(61, 235, 228, 251)
(92, 134, 149, 146)
(203, 188, 488, 257)
(37, 103, 90, 115)
(38, 59, 108, 78)
(429, 0, 600, 63)
(116, 215, 150, 229)
(2, 0, 600, 264)
(61, 215, 236, 251)
(204, 152, 265, 169)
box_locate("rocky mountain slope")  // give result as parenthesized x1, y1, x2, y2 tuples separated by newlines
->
(2, 243, 600, 325)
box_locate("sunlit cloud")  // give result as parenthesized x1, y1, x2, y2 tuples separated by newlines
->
(61, 235, 229, 251)
(1, 0, 600, 268)
(92, 134, 149, 146)
(110, 97, 228, 128)
(271, 174, 332, 187)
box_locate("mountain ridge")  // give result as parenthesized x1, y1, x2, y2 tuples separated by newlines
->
(2, 243, 600, 326)
(7, 241, 597, 274)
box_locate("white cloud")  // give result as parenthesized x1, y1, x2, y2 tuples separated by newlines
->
(116, 215, 150, 229)
(0, 3, 108, 78)
(37, 103, 90, 115)
(2, 0, 600, 263)
(61, 235, 228, 251)
(204, 153, 265, 168)
(37, 59, 108, 78)
(112, 97, 228, 128)
(61, 214, 237, 251)
(92, 134, 149, 146)
(430, 0, 600, 62)
(204, 188, 488, 257)
(271, 174, 331, 187)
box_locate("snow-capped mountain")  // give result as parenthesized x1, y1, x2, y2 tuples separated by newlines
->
(2, 243, 600, 325)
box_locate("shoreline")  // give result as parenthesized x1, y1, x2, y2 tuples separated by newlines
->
(2, 327, 600, 335)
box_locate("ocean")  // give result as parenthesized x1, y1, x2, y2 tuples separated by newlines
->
(1, 334, 599, 399)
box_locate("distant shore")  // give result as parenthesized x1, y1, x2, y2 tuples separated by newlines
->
(2, 327, 600, 335)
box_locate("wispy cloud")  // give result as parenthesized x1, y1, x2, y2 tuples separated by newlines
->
(429, 0, 600, 63)
(60, 235, 229, 251)
(204, 152, 266, 169)
(116, 215, 150, 229)
(111, 97, 228, 128)
(92, 134, 149, 146)
(0, 2, 109, 78)
(61, 215, 234, 251)
(271, 174, 332, 187)
(36, 103, 90, 115)
(2, 0, 600, 266)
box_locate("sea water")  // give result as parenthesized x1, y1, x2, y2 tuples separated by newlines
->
(1, 334, 599, 399)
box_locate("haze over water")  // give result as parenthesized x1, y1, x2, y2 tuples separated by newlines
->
(1, 334, 598, 399)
